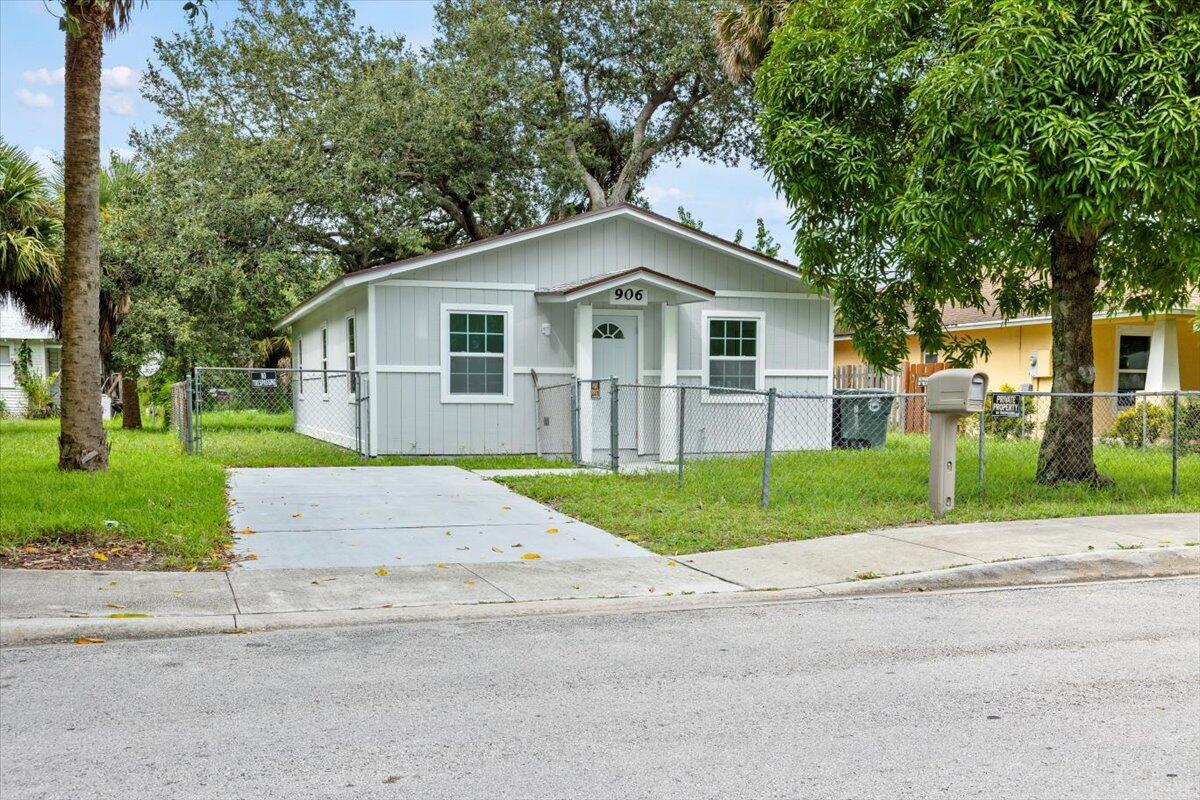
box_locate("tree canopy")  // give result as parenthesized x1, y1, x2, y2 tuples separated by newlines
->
(756, 0, 1200, 368)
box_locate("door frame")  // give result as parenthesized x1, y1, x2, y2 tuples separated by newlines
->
(590, 308, 645, 454)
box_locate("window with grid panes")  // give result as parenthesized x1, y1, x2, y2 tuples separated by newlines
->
(448, 312, 505, 395)
(708, 318, 758, 391)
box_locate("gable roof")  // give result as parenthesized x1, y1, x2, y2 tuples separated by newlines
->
(535, 267, 716, 304)
(277, 203, 798, 327)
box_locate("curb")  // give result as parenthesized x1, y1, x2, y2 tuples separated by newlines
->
(3, 547, 1197, 647)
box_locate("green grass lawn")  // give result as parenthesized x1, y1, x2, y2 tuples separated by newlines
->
(500, 435, 1199, 554)
(0, 414, 566, 568)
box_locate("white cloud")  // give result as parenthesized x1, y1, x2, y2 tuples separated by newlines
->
(102, 92, 136, 116)
(644, 183, 688, 205)
(109, 146, 137, 162)
(102, 66, 141, 90)
(21, 67, 64, 86)
(16, 88, 52, 109)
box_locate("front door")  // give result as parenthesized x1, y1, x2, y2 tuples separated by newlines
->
(591, 314, 637, 453)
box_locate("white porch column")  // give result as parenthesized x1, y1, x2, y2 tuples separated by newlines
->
(1145, 318, 1180, 393)
(574, 303, 593, 459)
(658, 302, 679, 460)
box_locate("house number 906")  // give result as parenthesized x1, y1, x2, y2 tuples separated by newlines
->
(612, 287, 645, 304)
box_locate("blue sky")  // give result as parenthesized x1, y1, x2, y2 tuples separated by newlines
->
(0, 0, 792, 250)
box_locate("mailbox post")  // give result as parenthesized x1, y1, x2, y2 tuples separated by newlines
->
(924, 369, 988, 517)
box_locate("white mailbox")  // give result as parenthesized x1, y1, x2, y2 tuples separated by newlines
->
(924, 369, 989, 517)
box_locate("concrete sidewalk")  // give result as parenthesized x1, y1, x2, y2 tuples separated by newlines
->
(679, 512, 1199, 589)
(2, 513, 1196, 644)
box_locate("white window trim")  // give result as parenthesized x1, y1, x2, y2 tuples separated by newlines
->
(700, 310, 766, 404)
(320, 323, 330, 400)
(0, 343, 12, 388)
(440, 303, 514, 404)
(1114, 324, 1153, 406)
(345, 312, 358, 401)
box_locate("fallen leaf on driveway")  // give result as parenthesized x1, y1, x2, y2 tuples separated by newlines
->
(491, 546, 503, 554)
(379, 603, 394, 609)
(521, 553, 541, 560)
(546, 527, 559, 534)
(376, 568, 389, 576)
(105, 603, 127, 609)
(243, 553, 258, 561)
(291, 513, 302, 518)
(666, 560, 678, 568)
(107, 613, 151, 619)
(435, 563, 448, 569)
(510, 543, 523, 548)
(501, 506, 511, 511)
(73, 636, 104, 645)
(464, 579, 476, 586)
(91, 552, 108, 562)
(239, 527, 255, 535)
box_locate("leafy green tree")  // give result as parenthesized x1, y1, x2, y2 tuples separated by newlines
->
(676, 206, 705, 230)
(438, 0, 755, 212)
(756, 0, 1200, 484)
(0, 141, 62, 329)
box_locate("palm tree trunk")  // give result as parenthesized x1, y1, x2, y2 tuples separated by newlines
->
(1035, 228, 1104, 485)
(58, 2, 110, 471)
(120, 373, 141, 429)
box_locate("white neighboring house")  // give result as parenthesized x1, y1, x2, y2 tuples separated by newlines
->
(277, 203, 834, 458)
(0, 298, 61, 416)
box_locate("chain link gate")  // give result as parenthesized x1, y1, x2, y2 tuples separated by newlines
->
(183, 367, 370, 457)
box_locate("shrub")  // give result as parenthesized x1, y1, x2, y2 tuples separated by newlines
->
(1180, 397, 1200, 455)
(13, 342, 59, 419)
(1109, 402, 1170, 447)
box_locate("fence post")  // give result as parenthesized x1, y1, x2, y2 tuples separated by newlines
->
(610, 377, 619, 474)
(192, 367, 203, 455)
(676, 385, 686, 488)
(1141, 398, 1148, 447)
(571, 378, 581, 466)
(1172, 391, 1180, 498)
(760, 388, 777, 508)
(977, 408, 986, 500)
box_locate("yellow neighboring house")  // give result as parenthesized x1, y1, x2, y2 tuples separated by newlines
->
(834, 294, 1200, 398)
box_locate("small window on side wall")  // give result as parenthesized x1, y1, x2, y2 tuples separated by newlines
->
(320, 325, 329, 394)
(346, 316, 357, 396)
(444, 307, 510, 402)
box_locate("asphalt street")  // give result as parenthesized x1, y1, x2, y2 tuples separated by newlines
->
(2, 578, 1197, 799)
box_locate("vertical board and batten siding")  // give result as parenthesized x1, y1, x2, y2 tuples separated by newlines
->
(365, 215, 832, 455)
(290, 287, 368, 449)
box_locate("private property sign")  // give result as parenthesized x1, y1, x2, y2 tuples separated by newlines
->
(990, 393, 1022, 418)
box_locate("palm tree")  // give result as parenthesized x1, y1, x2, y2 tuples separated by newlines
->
(711, 0, 790, 84)
(0, 141, 62, 315)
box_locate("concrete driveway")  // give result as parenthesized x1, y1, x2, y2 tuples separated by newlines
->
(227, 466, 648, 570)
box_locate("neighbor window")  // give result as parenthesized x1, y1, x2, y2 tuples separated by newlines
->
(1116, 333, 1151, 408)
(923, 350, 939, 364)
(447, 311, 506, 396)
(295, 336, 303, 395)
(0, 345, 11, 387)
(346, 316, 357, 395)
(320, 325, 329, 394)
(707, 317, 760, 393)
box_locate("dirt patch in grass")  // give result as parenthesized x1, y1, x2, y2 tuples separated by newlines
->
(0, 532, 232, 572)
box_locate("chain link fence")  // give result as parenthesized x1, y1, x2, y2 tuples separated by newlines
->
(537, 380, 1198, 507)
(181, 367, 370, 457)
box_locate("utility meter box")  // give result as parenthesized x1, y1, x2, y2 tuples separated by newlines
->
(924, 369, 988, 517)
(925, 369, 989, 414)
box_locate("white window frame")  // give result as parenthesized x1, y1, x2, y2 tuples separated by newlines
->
(700, 309, 766, 404)
(440, 303, 514, 404)
(0, 344, 12, 388)
(345, 313, 358, 399)
(320, 323, 329, 398)
(1114, 325, 1153, 408)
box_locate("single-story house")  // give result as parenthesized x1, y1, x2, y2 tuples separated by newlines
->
(277, 203, 833, 458)
(0, 298, 60, 416)
(834, 290, 1199, 403)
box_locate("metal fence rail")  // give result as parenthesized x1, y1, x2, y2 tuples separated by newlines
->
(535, 380, 1199, 507)
(184, 367, 370, 457)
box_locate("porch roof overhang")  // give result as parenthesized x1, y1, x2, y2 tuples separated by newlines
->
(534, 267, 715, 305)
